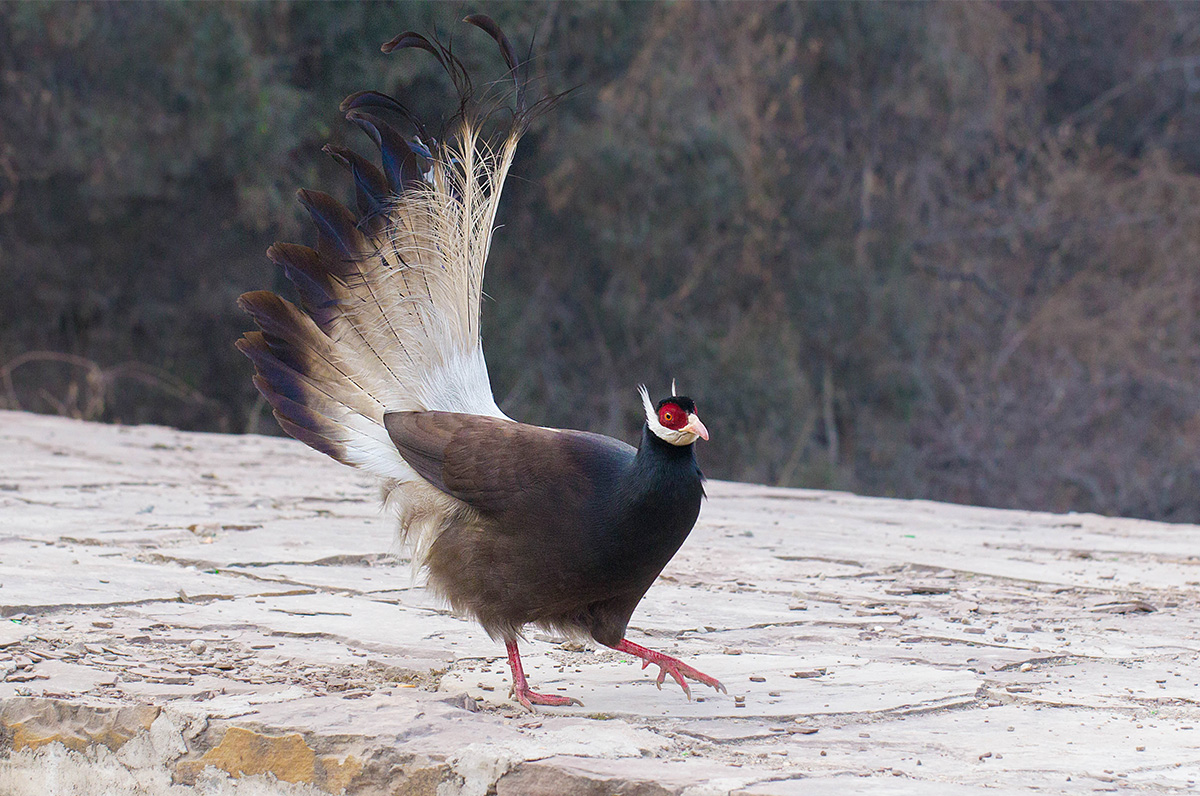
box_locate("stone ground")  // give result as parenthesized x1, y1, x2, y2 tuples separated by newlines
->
(0, 410, 1198, 795)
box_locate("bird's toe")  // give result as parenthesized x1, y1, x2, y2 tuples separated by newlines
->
(513, 687, 583, 710)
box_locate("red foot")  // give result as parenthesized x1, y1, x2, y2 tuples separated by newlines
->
(614, 638, 727, 699)
(506, 640, 583, 711)
(512, 685, 582, 710)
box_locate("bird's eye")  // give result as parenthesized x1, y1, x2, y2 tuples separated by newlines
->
(663, 412, 673, 423)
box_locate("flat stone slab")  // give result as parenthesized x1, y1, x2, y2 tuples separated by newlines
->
(1, 409, 1199, 794)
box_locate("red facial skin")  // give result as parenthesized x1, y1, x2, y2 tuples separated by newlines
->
(658, 403, 688, 430)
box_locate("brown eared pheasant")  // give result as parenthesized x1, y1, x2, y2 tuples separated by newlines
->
(237, 15, 724, 709)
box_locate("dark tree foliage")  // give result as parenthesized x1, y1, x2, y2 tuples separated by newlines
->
(4, 2, 1200, 522)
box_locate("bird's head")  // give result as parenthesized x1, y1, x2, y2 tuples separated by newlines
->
(639, 384, 709, 447)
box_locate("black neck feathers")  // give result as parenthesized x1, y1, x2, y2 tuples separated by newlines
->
(633, 424, 705, 501)
(639, 424, 701, 464)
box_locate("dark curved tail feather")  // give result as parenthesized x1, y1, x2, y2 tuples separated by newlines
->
(322, 144, 390, 223)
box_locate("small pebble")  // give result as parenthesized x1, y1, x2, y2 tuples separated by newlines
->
(189, 640, 207, 655)
(749, 676, 766, 683)
(91, 620, 113, 629)
(1019, 663, 1034, 673)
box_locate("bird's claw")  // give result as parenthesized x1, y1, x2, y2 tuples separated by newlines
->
(512, 686, 583, 711)
(648, 657, 725, 700)
(505, 640, 584, 711)
(615, 639, 726, 699)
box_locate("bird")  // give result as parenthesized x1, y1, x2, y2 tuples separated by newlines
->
(236, 15, 724, 709)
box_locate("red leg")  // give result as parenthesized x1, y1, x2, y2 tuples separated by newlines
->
(505, 640, 583, 710)
(612, 638, 726, 699)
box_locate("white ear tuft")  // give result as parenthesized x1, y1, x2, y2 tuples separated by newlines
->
(671, 378, 678, 396)
(638, 384, 655, 425)
(640, 381, 700, 446)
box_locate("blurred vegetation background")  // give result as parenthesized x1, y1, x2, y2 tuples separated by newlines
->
(3, 1, 1200, 522)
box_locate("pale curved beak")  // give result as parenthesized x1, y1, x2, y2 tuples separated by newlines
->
(683, 413, 709, 442)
